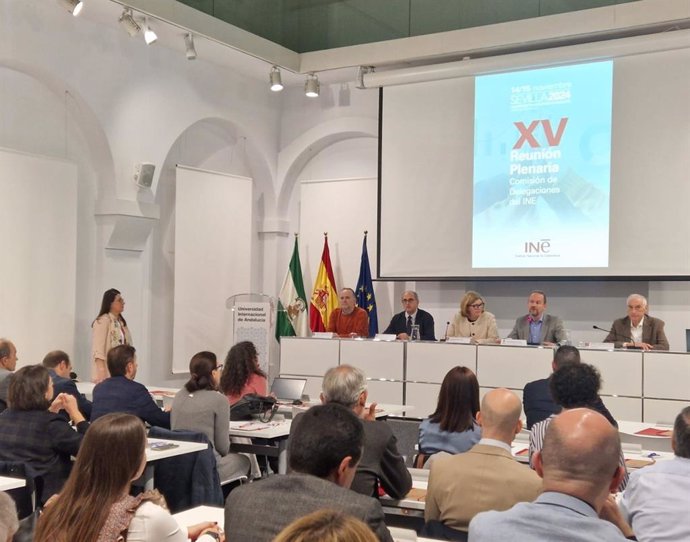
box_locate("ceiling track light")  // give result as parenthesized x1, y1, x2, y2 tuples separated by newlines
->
(119, 8, 141, 37)
(144, 18, 158, 45)
(58, 0, 83, 16)
(184, 33, 197, 60)
(270, 66, 284, 92)
(305, 73, 320, 98)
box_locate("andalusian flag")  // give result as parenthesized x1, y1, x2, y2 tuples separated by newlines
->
(276, 236, 308, 341)
(356, 232, 378, 337)
(310, 234, 338, 332)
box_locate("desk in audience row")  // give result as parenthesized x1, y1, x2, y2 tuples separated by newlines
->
(279, 338, 690, 423)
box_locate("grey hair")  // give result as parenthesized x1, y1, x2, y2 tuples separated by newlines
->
(0, 491, 18, 541)
(322, 365, 367, 408)
(627, 294, 648, 310)
(402, 290, 418, 302)
(0, 339, 11, 360)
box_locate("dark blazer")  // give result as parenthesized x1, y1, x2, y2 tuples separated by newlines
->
(225, 473, 393, 542)
(604, 315, 669, 350)
(0, 409, 88, 501)
(91, 376, 170, 428)
(351, 419, 412, 500)
(508, 314, 567, 345)
(384, 309, 436, 341)
(523, 376, 618, 429)
(49, 370, 92, 420)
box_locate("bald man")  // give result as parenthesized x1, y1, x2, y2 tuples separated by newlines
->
(470, 409, 634, 541)
(604, 294, 669, 350)
(0, 339, 18, 413)
(327, 288, 369, 338)
(383, 290, 436, 341)
(425, 389, 541, 534)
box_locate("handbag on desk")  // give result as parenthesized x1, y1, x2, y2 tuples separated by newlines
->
(230, 394, 277, 422)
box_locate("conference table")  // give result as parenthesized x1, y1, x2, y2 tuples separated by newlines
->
(0, 475, 26, 491)
(142, 438, 208, 490)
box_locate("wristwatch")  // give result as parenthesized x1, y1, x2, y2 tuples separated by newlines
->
(203, 531, 220, 541)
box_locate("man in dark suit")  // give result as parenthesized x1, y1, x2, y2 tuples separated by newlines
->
(225, 403, 393, 542)
(383, 290, 436, 341)
(42, 350, 92, 420)
(523, 345, 616, 429)
(318, 365, 411, 500)
(0, 338, 18, 413)
(91, 345, 170, 428)
(508, 290, 567, 346)
(604, 293, 669, 350)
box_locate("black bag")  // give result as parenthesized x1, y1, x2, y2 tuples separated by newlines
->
(230, 394, 277, 422)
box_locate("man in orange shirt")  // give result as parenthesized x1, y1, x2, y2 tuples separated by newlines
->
(327, 288, 369, 338)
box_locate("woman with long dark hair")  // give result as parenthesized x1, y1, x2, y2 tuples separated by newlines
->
(219, 341, 267, 405)
(418, 366, 481, 455)
(172, 351, 250, 481)
(35, 413, 223, 541)
(92, 288, 132, 383)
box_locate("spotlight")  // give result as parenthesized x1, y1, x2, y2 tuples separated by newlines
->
(119, 8, 141, 37)
(58, 0, 83, 16)
(305, 73, 319, 98)
(270, 66, 283, 92)
(184, 33, 197, 60)
(144, 18, 158, 45)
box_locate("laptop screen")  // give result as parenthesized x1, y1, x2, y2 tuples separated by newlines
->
(270, 377, 307, 401)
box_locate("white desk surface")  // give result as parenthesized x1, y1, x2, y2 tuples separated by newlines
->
(76, 382, 179, 399)
(617, 420, 673, 437)
(282, 403, 412, 418)
(0, 475, 26, 491)
(229, 419, 292, 439)
(145, 438, 208, 462)
(172, 505, 224, 530)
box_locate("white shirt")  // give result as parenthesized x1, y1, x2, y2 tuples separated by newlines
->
(630, 316, 644, 343)
(127, 501, 216, 542)
(405, 311, 418, 325)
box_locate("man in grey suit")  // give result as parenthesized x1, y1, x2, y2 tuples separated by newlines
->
(0, 339, 18, 412)
(508, 290, 567, 345)
(225, 403, 393, 542)
(469, 408, 635, 541)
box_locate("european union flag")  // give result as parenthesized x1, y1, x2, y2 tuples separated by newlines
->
(356, 232, 378, 338)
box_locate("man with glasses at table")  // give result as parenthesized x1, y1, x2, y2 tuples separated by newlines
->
(383, 290, 436, 341)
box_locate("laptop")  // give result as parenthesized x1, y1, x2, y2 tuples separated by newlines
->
(270, 377, 307, 403)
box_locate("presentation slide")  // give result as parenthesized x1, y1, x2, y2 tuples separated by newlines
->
(472, 61, 613, 268)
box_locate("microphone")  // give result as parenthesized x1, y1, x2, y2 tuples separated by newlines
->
(441, 321, 450, 342)
(592, 325, 636, 348)
(70, 371, 78, 381)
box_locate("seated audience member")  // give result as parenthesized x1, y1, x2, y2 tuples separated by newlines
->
(529, 362, 627, 490)
(327, 288, 369, 338)
(425, 389, 541, 533)
(171, 351, 250, 482)
(34, 413, 223, 542)
(523, 345, 615, 429)
(274, 509, 378, 542)
(418, 366, 481, 457)
(225, 403, 393, 542)
(0, 492, 18, 542)
(383, 290, 436, 341)
(317, 365, 411, 499)
(91, 345, 170, 429)
(604, 293, 669, 351)
(42, 350, 92, 420)
(0, 339, 18, 412)
(619, 405, 690, 542)
(219, 341, 267, 405)
(508, 290, 567, 346)
(469, 409, 634, 541)
(447, 291, 499, 343)
(0, 365, 88, 502)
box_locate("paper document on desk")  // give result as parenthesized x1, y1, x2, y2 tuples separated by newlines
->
(229, 421, 274, 431)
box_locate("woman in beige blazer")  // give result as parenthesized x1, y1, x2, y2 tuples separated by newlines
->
(92, 288, 132, 382)
(447, 291, 499, 344)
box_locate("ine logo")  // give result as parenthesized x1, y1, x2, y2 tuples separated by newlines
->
(513, 118, 569, 149)
(524, 239, 551, 254)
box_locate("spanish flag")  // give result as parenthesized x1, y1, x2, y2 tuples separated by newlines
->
(310, 234, 338, 332)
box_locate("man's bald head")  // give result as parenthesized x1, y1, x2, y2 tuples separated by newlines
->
(540, 409, 621, 495)
(478, 388, 522, 441)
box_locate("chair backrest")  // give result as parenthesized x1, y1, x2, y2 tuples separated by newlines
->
(146, 427, 223, 513)
(419, 520, 469, 541)
(0, 461, 40, 520)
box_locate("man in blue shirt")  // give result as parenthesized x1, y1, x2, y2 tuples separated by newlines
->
(508, 290, 567, 346)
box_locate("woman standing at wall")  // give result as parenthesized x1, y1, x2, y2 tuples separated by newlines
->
(92, 288, 132, 383)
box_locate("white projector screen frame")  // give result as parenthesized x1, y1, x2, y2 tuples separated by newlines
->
(378, 42, 690, 280)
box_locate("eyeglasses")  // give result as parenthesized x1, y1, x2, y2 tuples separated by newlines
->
(215, 364, 224, 371)
(402, 298, 416, 303)
(469, 303, 485, 309)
